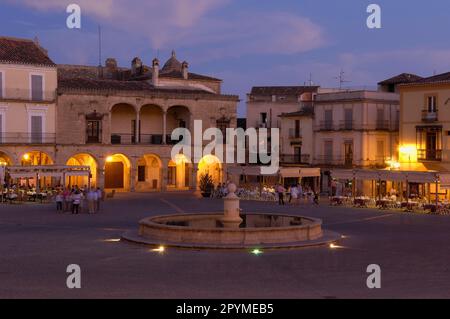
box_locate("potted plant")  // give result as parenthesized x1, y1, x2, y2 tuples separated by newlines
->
(199, 173, 214, 198)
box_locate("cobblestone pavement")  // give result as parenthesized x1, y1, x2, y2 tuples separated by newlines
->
(1, 192, 449, 298)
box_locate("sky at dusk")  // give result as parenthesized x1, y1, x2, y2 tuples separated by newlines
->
(1, 0, 450, 116)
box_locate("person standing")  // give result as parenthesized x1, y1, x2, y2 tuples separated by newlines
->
(71, 190, 82, 214)
(96, 187, 102, 212)
(277, 184, 286, 205)
(289, 184, 298, 204)
(55, 191, 63, 213)
(87, 188, 97, 214)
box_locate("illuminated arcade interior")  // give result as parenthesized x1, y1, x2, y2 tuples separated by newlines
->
(66, 153, 97, 188)
(197, 154, 222, 186)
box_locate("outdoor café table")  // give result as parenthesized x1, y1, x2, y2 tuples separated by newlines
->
(354, 197, 370, 208)
(423, 203, 445, 213)
(37, 193, 48, 203)
(376, 199, 393, 210)
(401, 201, 419, 212)
(6, 193, 18, 204)
(330, 196, 345, 206)
(27, 191, 37, 201)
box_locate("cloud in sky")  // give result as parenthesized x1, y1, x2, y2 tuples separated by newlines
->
(10, 0, 326, 59)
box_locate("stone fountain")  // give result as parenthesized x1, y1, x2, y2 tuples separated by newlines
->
(122, 183, 340, 249)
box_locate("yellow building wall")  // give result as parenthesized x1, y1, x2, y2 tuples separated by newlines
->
(399, 84, 450, 171)
(0, 63, 57, 135)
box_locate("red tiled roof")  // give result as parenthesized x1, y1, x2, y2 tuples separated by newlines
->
(378, 73, 422, 85)
(250, 86, 319, 96)
(160, 70, 221, 81)
(58, 77, 215, 95)
(397, 72, 450, 87)
(0, 36, 55, 67)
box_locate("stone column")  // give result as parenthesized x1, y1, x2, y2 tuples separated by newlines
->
(161, 166, 168, 191)
(190, 163, 198, 191)
(129, 159, 136, 192)
(162, 111, 167, 144)
(97, 166, 105, 190)
(160, 158, 169, 191)
(135, 110, 140, 144)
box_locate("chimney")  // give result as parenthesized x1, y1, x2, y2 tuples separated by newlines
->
(104, 58, 117, 79)
(181, 61, 189, 80)
(152, 58, 160, 86)
(131, 57, 143, 76)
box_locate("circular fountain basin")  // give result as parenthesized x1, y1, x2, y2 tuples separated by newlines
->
(122, 213, 341, 249)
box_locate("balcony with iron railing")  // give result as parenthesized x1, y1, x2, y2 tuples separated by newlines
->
(417, 149, 442, 162)
(280, 154, 310, 165)
(314, 155, 388, 167)
(110, 133, 182, 145)
(422, 109, 438, 123)
(315, 120, 397, 132)
(0, 89, 56, 102)
(339, 120, 354, 131)
(314, 155, 344, 166)
(0, 133, 56, 144)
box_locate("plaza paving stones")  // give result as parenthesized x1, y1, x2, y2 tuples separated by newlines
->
(1, 192, 450, 298)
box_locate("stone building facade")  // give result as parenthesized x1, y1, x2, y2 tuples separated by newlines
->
(0, 37, 239, 192)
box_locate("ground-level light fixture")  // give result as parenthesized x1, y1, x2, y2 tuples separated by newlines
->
(251, 248, 263, 255)
(151, 246, 166, 253)
(102, 238, 121, 243)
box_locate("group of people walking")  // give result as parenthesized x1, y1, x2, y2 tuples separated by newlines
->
(276, 183, 319, 206)
(55, 186, 104, 214)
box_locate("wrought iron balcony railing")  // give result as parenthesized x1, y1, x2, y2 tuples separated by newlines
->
(0, 89, 56, 102)
(110, 133, 182, 145)
(417, 149, 442, 162)
(422, 110, 438, 123)
(280, 154, 310, 164)
(315, 120, 397, 131)
(0, 133, 56, 144)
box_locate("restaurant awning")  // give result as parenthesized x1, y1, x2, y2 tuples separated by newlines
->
(6, 165, 91, 179)
(227, 165, 278, 176)
(331, 169, 439, 183)
(280, 167, 320, 178)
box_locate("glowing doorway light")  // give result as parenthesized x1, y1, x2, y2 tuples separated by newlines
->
(23, 153, 30, 161)
(106, 156, 114, 163)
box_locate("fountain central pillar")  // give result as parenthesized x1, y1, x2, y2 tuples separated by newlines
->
(221, 183, 243, 228)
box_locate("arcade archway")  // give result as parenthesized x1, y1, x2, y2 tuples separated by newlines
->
(167, 154, 190, 190)
(104, 153, 131, 191)
(136, 154, 162, 191)
(197, 155, 223, 187)
(66, 153, 98, 188)
(0, 151, 12, 166)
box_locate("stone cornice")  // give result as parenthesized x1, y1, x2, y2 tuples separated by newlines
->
(57, 88, 240, 102)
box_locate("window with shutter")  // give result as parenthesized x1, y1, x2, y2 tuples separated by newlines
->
(31, 115, 43, 143)
(344, 109, 353, 129)
(324, 140, 333, 163)
(376, 109, 385, 129)
(324, 110, 333, 130)
(31, 75, 43, 101)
